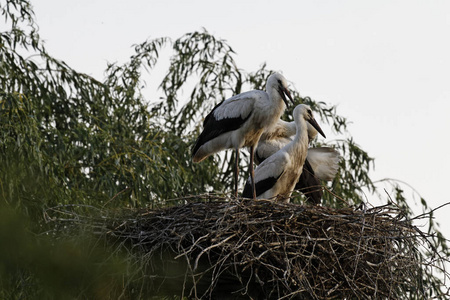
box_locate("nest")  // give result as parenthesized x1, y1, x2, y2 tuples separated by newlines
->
(46, 197, 446, 299)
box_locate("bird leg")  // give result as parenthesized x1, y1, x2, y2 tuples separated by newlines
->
(234, 148, 239, 198)
(250, 145, 256, 200)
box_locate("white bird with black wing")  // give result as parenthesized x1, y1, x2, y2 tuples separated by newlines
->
(242, 104, 326, 202)
(192, 73, 294, 199)
(254, 118, 340, 204)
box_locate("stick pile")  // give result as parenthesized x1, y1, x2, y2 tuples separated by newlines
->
(46, 197, 443, 299)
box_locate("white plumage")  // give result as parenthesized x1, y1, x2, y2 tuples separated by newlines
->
(242, 104, 326, 202)
(306, 147, 341, 181)
(255, 119, 320, 164)
(255, 119, 341, 181)
(254, 117, 341, 204)
(192, 73, 294, 198)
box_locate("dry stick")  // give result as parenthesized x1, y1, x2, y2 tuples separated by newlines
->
(411, 201, 450, 221)
(174, 233, 210, 260)
(102, 187, 131, 208)
(352, 202, 367, 279)
(193, 233, 237, 271)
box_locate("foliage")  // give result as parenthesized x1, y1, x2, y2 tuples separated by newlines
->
(0, 204, 127, 299)
(0, 0, 448, 298)
(1, 2, 220, 211)
(0, 1, 373, 210)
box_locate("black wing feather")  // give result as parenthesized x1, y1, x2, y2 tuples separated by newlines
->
(192, 108, 253, 156)
(203, 99, 224, 127)
(295, 159, 323, 204)
(242, 171, 283, 198)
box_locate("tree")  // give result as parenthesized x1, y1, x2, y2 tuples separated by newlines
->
(0, 0, 448, 298)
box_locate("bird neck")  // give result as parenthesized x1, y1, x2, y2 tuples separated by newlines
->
(267, 88, 286, 109)
(255, 90, 286, 130)
(290, 119, 309, 155)
(267, 95, 286, 122)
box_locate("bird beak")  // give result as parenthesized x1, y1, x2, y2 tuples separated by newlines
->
(307, 117, 326, 138)
(279, 86, 294, 106)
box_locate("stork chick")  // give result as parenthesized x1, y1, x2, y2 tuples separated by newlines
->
(255, 118, 340, 204)
(242, 104, 325, 202)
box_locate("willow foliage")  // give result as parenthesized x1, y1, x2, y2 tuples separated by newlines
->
(0, 1, 374, 209)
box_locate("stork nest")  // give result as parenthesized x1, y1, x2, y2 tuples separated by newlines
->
(46, 197, 448, 299)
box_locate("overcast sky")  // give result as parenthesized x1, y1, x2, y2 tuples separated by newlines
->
(31, 1, 450, 239)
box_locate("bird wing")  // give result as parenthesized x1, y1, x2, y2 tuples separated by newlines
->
(255, 137, 291, 164)
(242, 152, 287, 198)
(295, 159, 323, 204)
(192, 91, 263, 157)
(306, 147, 341, 181)
(211, 90, 263, 120)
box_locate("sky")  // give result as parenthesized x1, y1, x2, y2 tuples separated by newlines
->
(31, 1, 450, 240)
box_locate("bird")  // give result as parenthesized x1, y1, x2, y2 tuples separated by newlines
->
(254, 119, 319, 165)
(242, 104, 326, 202)
(192, 73, 294, 199)
(254, 119, 341, 204)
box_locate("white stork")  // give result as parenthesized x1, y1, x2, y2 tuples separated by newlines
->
(254, 118, 340, 204)
(242, 104, 326, 202)
(192, 73, 294, 199)
(254, 119, 319, 164)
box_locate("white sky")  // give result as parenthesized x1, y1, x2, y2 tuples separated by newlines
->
(31, 1, 450, 241)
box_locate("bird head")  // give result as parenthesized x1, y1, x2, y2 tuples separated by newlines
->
(267, 73, 294, 107)
(294, 104, 326, 138)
